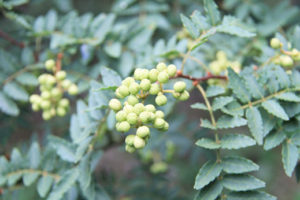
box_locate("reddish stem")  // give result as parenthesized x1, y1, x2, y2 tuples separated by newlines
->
(0, 29, 25, 48)
(174, 71, 227, 84)
(55, 53, 63, 73)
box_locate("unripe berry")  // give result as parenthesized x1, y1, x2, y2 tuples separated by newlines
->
(129, 82, 140, 95)
(46, 75, 56, 86)
(154, 118, 165, 129)
(173, 81, 186, 93)
(50, 107, 56, 117)
(134, 136, 146, 149)
(38, 74, 47, 85)
(167, 64, 177, 77)
(68, 84, 78, 95)
(51, 87, 62, 99)
(62, 79, 72, 89)
(42, 110, 52, 120)
(126, 112, 138, 125)
(59, 98, 69, 108)
(45, 59, 55, 71)
(115, 88, 124, 98)
(125, 135, 135, 145)
(134, 68, 143, 80)
(41, 91, 51, 100)
(179, 90, 190, 101)
(29, 94, 40, 103)
(149, 69, 159, 82)
(123, 104, 134, 113)
(56, 71, 66, 80)
(270, 38, 281, 49)
(156, 62, 167, 72)
(136, 126, 150, 138)
(140, 79, 151, 91)
(116, 122, 122, 132)
(133, 103, 145, 114)
(280, 55, 294, 68)
(140, 69, 149, 80)
(157, 71, 169, 83)
(116, 110, 127, 122)
(162, 122, 169, 131)
(139, 111, 150, 123)
(32, 103, 40, 111)
(109, 98, 122, 112)
(172, 91, 181, 99)
(122, 77, 135, 87)
(145, 104, 156, 113)
(57, 107, 66, 116)
(149, 83, 160, 95)
(118, 121, 131, 132)
(155, 110, 164, 118)
(118, 85, 129, 97)
(127, 95, 139, 106)
(155, 93, 167, 106)
(125, 145, 135, 153)
(149, 112, 156, 121)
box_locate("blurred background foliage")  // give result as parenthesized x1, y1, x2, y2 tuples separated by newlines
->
(0, 0, 300, 199)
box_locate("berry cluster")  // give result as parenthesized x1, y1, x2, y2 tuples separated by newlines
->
(29, 59, 78, 120)
(209, 51, 241, 75)
(270, 37, 300, 68)
(109, 63, 190, 153)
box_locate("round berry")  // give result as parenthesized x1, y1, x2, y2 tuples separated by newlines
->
(172, 91, 181, 99)
(280, 55, 294, 68)
(127, 95, 139, 106)
(59, 98, 69, 108)
(42, 110, 52, 120)
(41, 91, 51, 100)
(51, 87, 62, 99)
(140, 69, 149, 80)
(116, 110, 127, 122)
(134, 136, 146, 149)
(136, 126, 150, 138)
(139, 111, 150, 123)
(56, 71, 66, 80)
(129, 82, 140, 95)
(156, 62, 167, 72)
(126, 112, 138, 125)
(45, 59, 55, 71)
(270, 38, 281, 49)
(115, 88, 124, 98)
(140, 79, 151, 91)
(62, 79, 72, 89)
(149, 69, 159, 82)
(149, 83, 160, 95)
(118, 121, 131, 132)
(125, 135, 135, 145)
(32, 103, 40, 111)
(167, 64, 177, 77)
(155, 110, 164, 118)
(57, 107, 66, 116)
(155, 93, 167, 106)
(38, 74, 47, 85)
(173, 81, 186, 93)
(179, 90, 190, 101)
(122, 77, 135, 87)
(157, 71, 169, 83)
(46, 75, 56, 86)
(134, 68, 143, 80)
(133, 103, 145, 114)
(149, 112, 156, 121)
(29, 94, 40, 103)
(162, 122, 169, 131)
(123, 105, 134, 113)
(109, 98, 122, 112)
(68, 84, 78, 95)
(125, 145, 135, 153)
(154, 118, 165, 129)
(145, 104, 156, 113)
(118, 85, 129, 97)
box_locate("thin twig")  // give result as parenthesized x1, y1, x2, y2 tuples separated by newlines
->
(0, 29, 25, 48)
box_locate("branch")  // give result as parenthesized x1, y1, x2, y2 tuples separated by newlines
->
(0, 29, 25, 48)
(174, 71, 227, 84)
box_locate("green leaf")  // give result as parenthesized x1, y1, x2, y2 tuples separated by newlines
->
(227, 191, 276, 200)
(228, 68, 250, 103)
(45, 10, 57, 31)
(16, 72, 38, 86)
(212, 96, 233, 111)
(78, 154, 91, 190)
(191, 103, 208, 110)
(194, 160, 222, 190)
(222, 156, 259, 174)
(221, 134, 256, 149)
(200, 119, 216, 130)
(23, 172, 39, 186)
(57, 145, 76, 163)
(7, 173, 22, 186)
(100, 66, 122, 87)
(47, 168, 79, 200)
(4, 12, 31, 30)
(291, 133, 300, 146)
(119, 51, 134, 77)
(282, 141, 298, 177)
(190, 10, 210, 32)
(222, 174, 265, 191)
(217, 115, 247, 129)
(217, 16, 256, 37)
(0, 92, 19, 116)
(93, 14, 116, 45)
(261, 100, 289, 120)
(206, 85, 225, 97)
(37, 176, 54, 198)
(104, 42, 122, 58)
(203, 0, 220, 25)
(243, 74, 264, 99)
(195, 181, 223, 200)
(28, 142, 41, 169)
(264, 129, 286, 150)
(195, 138, 220, 149)
(221, 101, 244, 116)
(246, 107, 263, 145)
(276, 92, 300, 102)
(50, 33, 77, 49)
(3, 82, 29, 101)
(180, 14, 199, 38)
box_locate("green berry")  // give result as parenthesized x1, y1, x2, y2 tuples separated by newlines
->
(40, 100, 51, 110)
(129, 82, 140, 95)
(154, 118, 165, 129)
(118, 85, 129, 97)
(149, 83, 160, 95)
(59, 98, 69, 108)
(280, 55, 294, 68)
(139, 111, 150, 123)
(68, 84, 78, 95)
(140, 69, 149, 80)
(45, 59, 55, 71)
(50, 107, 56, 117)
(270, 38, 281, 49)
(109, 98, 122, 112)
(46, 75, 56, 86)
(149, 69, 159, 82)
(155, 93, 167, 106)
(62, 79, 72, 89)
(172, 91, 181, 99)
(149, 112, 156, 121)
(32, 103, 40, 111)
(140, 79, 151, 91)
(134, 136, 145, 149)
(116, 110, 127, 122)
(156, 62, 167, 72)
(29, 94, 40, 103)
(115, 88, 124, 98)
(57, 107, 66, 116)
(125, 145, 135, 153)
(155, 110, 164, 118)
(127, 95, 139, 106)
(179, 90, 190, 101)
(41, 91, 51, 100)
(133, 103, 145, 114)
(118, 121, 131, 132)
(136, 126, 150, 138)
(127, 112, 138, 125)
(134, 68, 143, 80)
(167, 64, 177, 77)
(123, 105, 134, 113)
(157, 71, 169, 83)
(42, 110, 52, 120)
(56, 71, 66, 80)
(173, 81, 186, 93)
(145, 104, 156, 113)
(125, 135, 135, 145)
(38, 74, 47, 85)
(162, 122, 169, 131)
(51, 87, 62, 99)
(122, 77, 135, 87)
